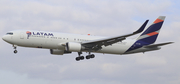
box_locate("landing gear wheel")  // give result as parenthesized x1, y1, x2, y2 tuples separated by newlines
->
(76, 52, 95, 61)
(76, 57, 81, 61)
(76, 52, 85, 61)
(86, 54, 95, 59)
(80, 56, 84, 60)
(14, 50, 18, 54)
(91, 54, 95, 58)
(86, 55, 91, 59)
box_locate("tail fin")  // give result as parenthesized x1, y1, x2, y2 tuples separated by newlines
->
(136, 16, 166, 44)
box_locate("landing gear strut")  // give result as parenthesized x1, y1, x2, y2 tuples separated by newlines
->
(13, 45, 18, 54)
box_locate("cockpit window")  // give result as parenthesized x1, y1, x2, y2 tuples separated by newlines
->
(6, 32, 13, 35)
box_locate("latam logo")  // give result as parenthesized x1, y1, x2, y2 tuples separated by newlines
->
(26, 31, 54, 39)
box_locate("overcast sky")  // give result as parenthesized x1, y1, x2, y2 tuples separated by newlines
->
(0, 0, 179, 84)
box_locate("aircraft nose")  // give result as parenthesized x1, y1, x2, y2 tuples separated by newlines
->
(2, 35, 10, 42)
(2, 35, 6, 41)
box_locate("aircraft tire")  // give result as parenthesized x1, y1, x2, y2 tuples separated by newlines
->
(86, 55, 91, 59)
(76, 57, 81, 61)
(80, 56, 84, 60)
(91, 54, 95, 58)
(14, 50, 17, 54)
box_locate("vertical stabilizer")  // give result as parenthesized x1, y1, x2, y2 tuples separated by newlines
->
(137, 16, 165, 44)
(125, 16, 166, 52)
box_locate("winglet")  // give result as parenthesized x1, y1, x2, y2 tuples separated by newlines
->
(133, 20, 149, 34)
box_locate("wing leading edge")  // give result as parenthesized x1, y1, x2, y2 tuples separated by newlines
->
(81, 20, 149, 51)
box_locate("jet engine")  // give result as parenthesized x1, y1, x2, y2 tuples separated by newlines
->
(50, 49, 71, 55)
(66, 42, 84, 52)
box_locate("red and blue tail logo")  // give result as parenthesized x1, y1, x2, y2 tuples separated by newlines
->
(26, 31, 31, 39)
(126, 16, 166, 52)
(137, 16, 165, 44)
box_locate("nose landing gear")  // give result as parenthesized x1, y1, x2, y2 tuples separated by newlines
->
(13, 45, 18, 54)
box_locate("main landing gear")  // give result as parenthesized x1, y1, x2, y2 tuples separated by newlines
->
(75, 52, 84, 61)
(85, 54, 95, 59)
(13, 45, 18, 54)
(75, 52, 95, 61)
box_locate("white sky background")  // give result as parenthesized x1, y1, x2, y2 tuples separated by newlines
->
(0, 0, 179, 84)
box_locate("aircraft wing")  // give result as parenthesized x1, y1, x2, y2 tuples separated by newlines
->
(81, 20, 149, 51)
(144, 42, 174, 48)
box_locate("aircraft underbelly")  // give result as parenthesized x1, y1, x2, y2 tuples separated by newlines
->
(97, 46, 127, 54)
(96, 42, 134, 54)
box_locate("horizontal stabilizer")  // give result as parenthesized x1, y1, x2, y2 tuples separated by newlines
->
(144, 42, 174, 48)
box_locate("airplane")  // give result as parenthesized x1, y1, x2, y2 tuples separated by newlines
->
(2, 16, 173, 61)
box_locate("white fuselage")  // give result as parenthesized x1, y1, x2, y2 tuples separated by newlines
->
(3, 30, 137, 55)
(2, 16, 169, 58)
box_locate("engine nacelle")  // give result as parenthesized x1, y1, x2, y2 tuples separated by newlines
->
(50, 49, 71, 55)
(66, 42, 82, 52)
